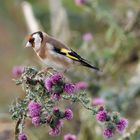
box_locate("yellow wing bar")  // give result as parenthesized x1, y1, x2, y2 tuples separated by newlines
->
(61, 48, 79, 61)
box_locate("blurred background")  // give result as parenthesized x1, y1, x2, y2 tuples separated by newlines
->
(0, 0, 140, 139)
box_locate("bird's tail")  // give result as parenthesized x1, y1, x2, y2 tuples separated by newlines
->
(80, 59, 100, 71)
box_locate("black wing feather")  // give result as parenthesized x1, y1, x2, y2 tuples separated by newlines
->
(53, 47, 99, 71)
(70, 49, 100, 71)
(53, 47, 66, 55)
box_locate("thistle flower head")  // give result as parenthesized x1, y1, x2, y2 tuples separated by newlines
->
(83, 32, 93, 42)
(96, 111, 108, 122)
(92, 98, 105, 106)
(53, 106, 60, 116)
(64, 83, 75, 95)
(117, 118, 128, 133)
(49, 120, 63, 136)
(49, 127, 61, 136)
(51, 73, 63, 84)
(28, 101, 42, 117)
(103, 129, 113, 139)
(65, 109, 73, 121)
(64, 133, 77, 140)
(75, 0, 87, 6)
(44, 78, 53, 92)
(76, 82, 88, 91)
(98, 106, 105, 112)
(51, 93, 61, 101)
(32, 116, 41, 127)
(56, 120, 64, 129)
(18, 133, 28, 140)
(13, 66, 24, 77)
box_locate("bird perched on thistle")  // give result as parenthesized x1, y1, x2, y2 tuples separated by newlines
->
(25, 31, 99, 71)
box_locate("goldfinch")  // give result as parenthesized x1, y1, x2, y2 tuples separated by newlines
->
(25, 31, 99, 71)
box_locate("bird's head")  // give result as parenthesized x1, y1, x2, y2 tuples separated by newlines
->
(25, 31, 44, 50)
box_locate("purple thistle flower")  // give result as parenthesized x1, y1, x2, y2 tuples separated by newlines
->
(75, 82, 88, 91)
(83, 32, 93, 42)
(75, 0, 87, 6)
(117, 118, 128, 133)
(53, 107, 60, 113)
(64, 133, 77, 140)
(12, 66, 24, 77)
(92, 98, 105, 106)
(51, 93, 61, 101)
(51, 73, 63, 84)
(65, 109, 73, 121)
(53, 106, 60, 116)
(98, 106, 105, 112)
(49, 120, 63, 136)
(32, 116, 41, 127)
(28, 101, 42, 117)
(64, 83, 75, 95)
(56, 120, 64, 129)
(103, 129, 113, 139)
(96, 111, 108, 122)
(44, 78, 53, 92)
(18, 133, 28, 140)
(49, 127, 61, 136)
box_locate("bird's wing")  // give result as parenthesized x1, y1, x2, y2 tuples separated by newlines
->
(59, 48, 80, 61)
(47, 37, 80, 61)
(46, 36, 99, 70)
(58, 48, 100, 70)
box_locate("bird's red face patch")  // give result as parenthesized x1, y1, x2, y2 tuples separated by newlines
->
(26, 35, 35, 47)
(28, 36, 35, 43)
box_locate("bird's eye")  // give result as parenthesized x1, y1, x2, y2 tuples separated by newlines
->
(29, 37, 35, 44)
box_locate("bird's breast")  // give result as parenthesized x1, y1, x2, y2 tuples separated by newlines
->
(37, 52, 72, 70)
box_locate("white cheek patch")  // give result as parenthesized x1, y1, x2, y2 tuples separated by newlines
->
(33, 34, 42, 50)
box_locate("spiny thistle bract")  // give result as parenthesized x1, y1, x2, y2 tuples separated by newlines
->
(10, 67, 128, 140)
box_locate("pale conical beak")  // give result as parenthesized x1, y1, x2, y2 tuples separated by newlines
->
(25, 42, 32, 48)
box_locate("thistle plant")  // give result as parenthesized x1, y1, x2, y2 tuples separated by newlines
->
(10, 67, 128, 140)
